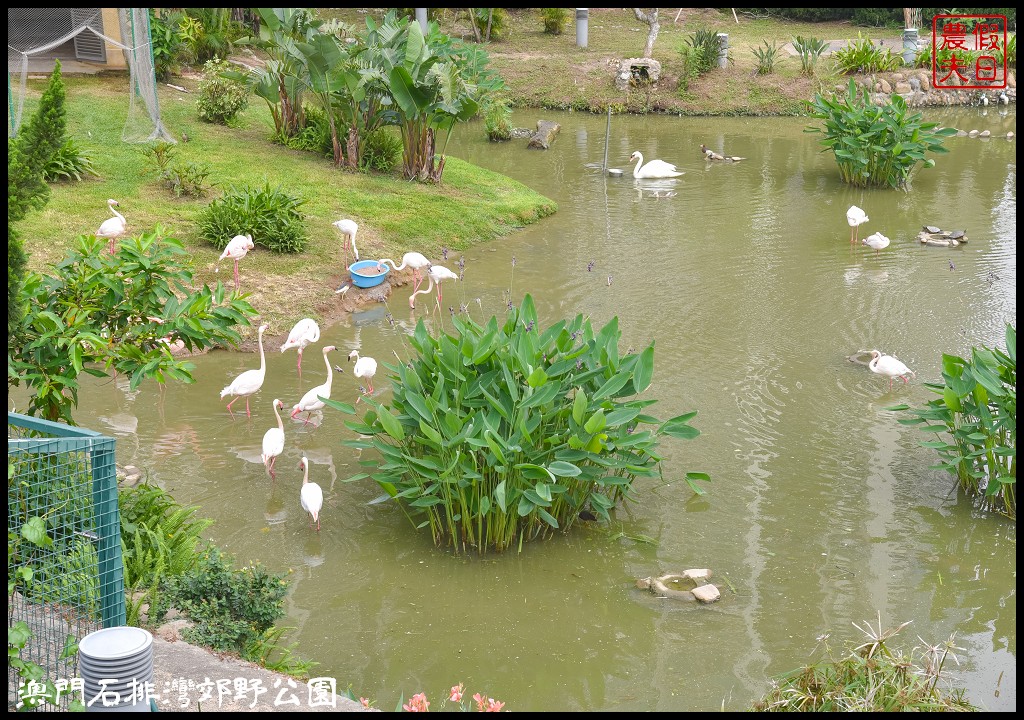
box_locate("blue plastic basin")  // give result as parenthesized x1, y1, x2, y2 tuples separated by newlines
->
(349, 259, 390, 288)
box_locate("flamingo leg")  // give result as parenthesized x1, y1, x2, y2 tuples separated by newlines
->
(246, 397, 252, 418)
(297, 350, 303, 372)
(234, 260, 240, 289)
(226, 397, 239, 418)
(317, 517, 320, 532)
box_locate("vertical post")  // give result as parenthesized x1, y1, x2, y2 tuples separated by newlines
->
(91, 438, 126, 628)
(416, 8, 428, 34)
(716, 33, 729, 68)
(603, 106, 611, 172)
(576, 8, 588, 49)
(902, 27, 919, 66)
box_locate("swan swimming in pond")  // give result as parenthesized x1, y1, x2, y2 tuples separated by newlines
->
(628, 151, 683, 179)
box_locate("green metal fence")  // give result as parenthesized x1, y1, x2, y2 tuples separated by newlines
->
(7, 412, 125, 710)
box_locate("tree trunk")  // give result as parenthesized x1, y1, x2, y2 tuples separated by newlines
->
(346, 125, 359, 170)
(632, 8, 660, 59)
(467, 9, 482, 43)
(485, 9, 494, 42)
(527, 120, 561, 150)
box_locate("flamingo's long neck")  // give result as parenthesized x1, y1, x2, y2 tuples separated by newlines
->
(274, 402, 283, 430)
(412, 277, 436, 301)
(110, 202, 125, 223)
(302, 462, 309, 486)
(323, 351, 333, 391)
(257, 330, 266, 375)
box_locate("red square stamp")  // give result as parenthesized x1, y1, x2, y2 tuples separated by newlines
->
(931, 14, 1007, 89)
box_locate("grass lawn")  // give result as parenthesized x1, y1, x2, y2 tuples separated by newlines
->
(14, 71, 557, 343)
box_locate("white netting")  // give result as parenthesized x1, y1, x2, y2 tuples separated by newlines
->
(8, 8, 173, 143)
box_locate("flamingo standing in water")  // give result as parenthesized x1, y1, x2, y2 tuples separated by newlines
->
(868, 350, 916, 391)
(349, 350, 378, 395)
(219, 324, 268, 418)
(218, 234, 255, 290)
(409, 264, 458, 309)
(291, 345, 337, 425)
(280, 318, 321, 373)
(378, 252, 431, 296)
(333, 219, 359, 269)
(862, 232, 890, 257)
(847, 205, 869, 244)
(298, 456, 323, 532)
(261, 399, 286, 477)
(96, 199, 127, 255)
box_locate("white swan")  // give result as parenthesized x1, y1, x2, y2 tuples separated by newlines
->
(629, 151, 683, 179)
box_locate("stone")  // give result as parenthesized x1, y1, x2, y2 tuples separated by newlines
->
(692, 584, 721, 603)
(877, 79, 892, 94)
(682, 568, 712, 581)
(1007, 131, 1014, 139)
(1007, 71, 1016, 89)
(980, 129, 991, 137)
(908, 76, 921, 91)
(615, 57, 661, 91)
(968, 129, 979, 137)
(895, 81, 912, 94)
(118, 464, 144, 487)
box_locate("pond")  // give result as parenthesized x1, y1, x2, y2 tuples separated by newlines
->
(24, 105, 1016, 711)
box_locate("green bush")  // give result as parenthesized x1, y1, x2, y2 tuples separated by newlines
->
(360, 127, 403, 173)
(792, 35, 829, 75)
(832, 33, 902, 74)
(805, 78, 957, 189)
(44, 137, 99, 182)
(149, 9, 183, 81)
(484, 97, 513, 141)
(282, 104, 333, 156)
(541, 8, 570, 35)
(199, 182, 308, 253)
(750, 616, 978, 711)
(337, 294, 709, 554)
(678, 26, 721, 92)
(164, 547, 289, 657)
(167, 161, 213, 198)
(196, 58, 250, 125)
(890, 324, 1016, 519)
(850, 8, 903, 27)
(752, 40, 782, 75)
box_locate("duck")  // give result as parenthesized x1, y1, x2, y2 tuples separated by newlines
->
(700, 144, 745, 162)
(628, 151, 683, 179)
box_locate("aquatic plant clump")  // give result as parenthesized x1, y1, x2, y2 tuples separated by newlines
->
(341, 294, 709, 553)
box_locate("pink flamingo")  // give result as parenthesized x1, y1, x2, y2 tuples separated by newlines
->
(261, 399, 286, 477)
(409, 264, 458, 309)
(349, 350, 378, 395)
(219, 324, 268, 418)
(217, 234, 255, 289)
(377, 252, 431, 295)
(280, 318, 321, 373)
(299, 456, 323, 532)
(291, 346, 337, 425)
(847, 205, 869, 244)
(96, 199, 127, 255)
(868, 350, 916, 391)
(333, 219, 359, 269)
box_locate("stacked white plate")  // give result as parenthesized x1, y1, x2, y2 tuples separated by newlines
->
(78, 627, 154, 712)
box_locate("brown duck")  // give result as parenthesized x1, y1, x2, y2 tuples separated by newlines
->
(700, 144, 746, 162)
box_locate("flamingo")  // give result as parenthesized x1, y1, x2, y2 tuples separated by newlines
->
(333, 219, 360, 269)
(220, 324, 269, 419)
(868, 350, 916, 391)
(261, 399, 286, 477)
(862, 231, 890, 257)
(847, 205, 869, 244)
(217, 234, 255, 290)
(291, 345, 337, 425)
(628, 151, 683, 179)
(96, 199, 127, 255)
(298, 456, 324, 532)
(409, 264, 459, 309)
(280, 318, 321, 373)
(377, 252, 431, 295)
(349, 350, 378, 395)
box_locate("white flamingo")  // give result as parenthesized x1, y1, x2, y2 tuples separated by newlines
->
(628, 151, 683, 179)
(280, 318, 321, 373)
(219, 324, 268, 419)
(261, 399, 286, 477)
(409, 264, 459, 309)
(377, 252, 431, 295)
(291, 345, 337, 425)
(348, 350, 378, 395)
(868, 350, 916, 391)
(333, 219, 360, 269)
(299, 456, 324, 532)
(847, 205, 869, 244)
(217, 234, 255, 289)
(862, 232, 890, 257)
(96, 199, 127, 255)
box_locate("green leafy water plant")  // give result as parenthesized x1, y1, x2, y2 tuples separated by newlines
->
(337, 294, 709, 554)
(805, 77, 957, 189)
(792, 35, 829, 75)
(832, 33, 902, 74)
(889, 324, 1016, 519)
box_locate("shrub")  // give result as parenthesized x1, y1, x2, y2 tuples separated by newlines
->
(832, 33, 903, 74)
(199, 182, 308, 253)
(678, 26, 721, 92)
(282, 104, 332, 156)
(750, 615, 978, 711)
(196, 58, 250, 125)
(360, 127, 403, 173)
(805, 78, 957, 188)
(44, 137, 99, 182)
(149, 9, 183, 81)
(752, 40, 782, 75)
(793, 35, 829, 75)
(889, 324, 1016, 519)
(484, 97, 513, 141)
(167, 161, 213, 198)
(541, 8, 569, 35)
(337, 294, 709, 554)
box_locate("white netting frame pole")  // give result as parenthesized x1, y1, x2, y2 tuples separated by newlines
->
(120, 8, 174, 144)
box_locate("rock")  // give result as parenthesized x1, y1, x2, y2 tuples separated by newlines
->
(615, 57, 661, 91)
(155, 619, 194, 642)
(908, 76, 921, 92)
(1007, 131, 1014, 139)
(877, 79, 892, 94)
(527, 120, 561, 150)
(1008, 71, 1016, 89)
(956, 129, 968, 137)
(894, 81, 912, 94)
(692, 584, 721, 603)
(118, 464, 144, 487)
(682, 568, 713, 581)
(979, 129, 991, 137)
(968, 129, 979, 137)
